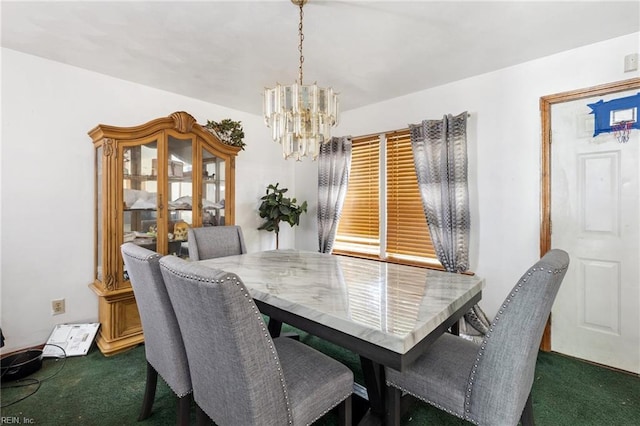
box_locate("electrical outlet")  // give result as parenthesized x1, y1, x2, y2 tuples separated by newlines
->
(624, 53, 638, 72)
(52, 298, 65, 315)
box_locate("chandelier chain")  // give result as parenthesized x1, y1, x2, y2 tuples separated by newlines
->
(263, 0, 339, 160)
(298, 2, 304, 84)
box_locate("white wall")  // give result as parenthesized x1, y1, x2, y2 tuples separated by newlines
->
(0, 48, 295, 353)
(2, 32, 638, 353)
(300, 33, 638, 319)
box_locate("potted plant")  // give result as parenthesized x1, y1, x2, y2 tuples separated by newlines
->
(258, 183, 308, 249)
(203, 118, 246, 150)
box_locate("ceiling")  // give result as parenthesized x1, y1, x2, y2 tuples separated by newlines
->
(2, 1, 639, 115)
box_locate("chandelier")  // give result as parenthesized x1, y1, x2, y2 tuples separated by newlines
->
(263, 0, 339, 161)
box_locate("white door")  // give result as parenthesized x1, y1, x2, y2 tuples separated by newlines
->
(550, 91, 640, 374)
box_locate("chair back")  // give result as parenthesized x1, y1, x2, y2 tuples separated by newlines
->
(159, 255, 291, 425)
(187, 225, 247, 261)
(120, 243, 191, 397)
(466, 249, 569, 425)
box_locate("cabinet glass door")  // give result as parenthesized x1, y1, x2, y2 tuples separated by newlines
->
(167, 135, 193, 257)
(202, 147, 225, 226)
(122, 140, 158, 259)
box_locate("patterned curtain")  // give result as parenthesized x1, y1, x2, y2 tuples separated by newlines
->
(317, 136, 352, 253)
(410, 112, 470, 272)
(410, 112, 490, 338)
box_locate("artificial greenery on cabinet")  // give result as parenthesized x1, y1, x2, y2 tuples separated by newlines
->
(203, 119, 246, 150)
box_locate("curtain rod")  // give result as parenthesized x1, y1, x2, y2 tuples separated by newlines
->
(349, 113, 471, 141)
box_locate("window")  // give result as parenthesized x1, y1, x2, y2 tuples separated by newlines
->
(334, 134, 380, 255)
(334, 129, 441, 268)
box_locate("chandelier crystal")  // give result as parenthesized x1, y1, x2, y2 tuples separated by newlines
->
(263, 0, 339, 161)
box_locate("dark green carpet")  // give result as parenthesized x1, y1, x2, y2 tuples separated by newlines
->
(2, 325, 638, 425)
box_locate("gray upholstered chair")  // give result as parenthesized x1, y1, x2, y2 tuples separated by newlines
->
(385, 249, 570, 426)
(159, 255, 354, 426)
(120, 243, 192, 425)
(187, 225, 246, 261)
(188, 224, 299, 341)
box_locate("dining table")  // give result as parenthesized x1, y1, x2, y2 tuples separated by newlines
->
(197, 249, 484, 425)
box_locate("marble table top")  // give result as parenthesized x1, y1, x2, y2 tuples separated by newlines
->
(198, 250, 484, 355)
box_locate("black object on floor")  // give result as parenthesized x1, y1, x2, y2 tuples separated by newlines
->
(1, 349, 43, 382)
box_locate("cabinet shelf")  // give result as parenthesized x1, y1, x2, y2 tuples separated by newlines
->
(123, 174, 196, 184)
(122, 208, 194, 212)
(123, 174, 157, 181)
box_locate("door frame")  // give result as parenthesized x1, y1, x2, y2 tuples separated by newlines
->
(539, 77, 640, 350)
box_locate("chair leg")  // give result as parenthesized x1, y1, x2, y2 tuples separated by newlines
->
(196, 404, 210, 426)
(267, 318, 283, 337)
(337, 395, 352, 426)
(385, 386, 402, 426)
(520, 392, 535, 426)
(450, 320, 460, 336)
(176, 394, 191, 426)
(138, 361, 158, 421)
(268, 317, 299, 340)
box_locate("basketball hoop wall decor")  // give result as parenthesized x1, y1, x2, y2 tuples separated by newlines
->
(612, 120, 633, 143)
(588, 92, 640, 143)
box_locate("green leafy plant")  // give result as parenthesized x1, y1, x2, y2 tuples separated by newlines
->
(258, 183, 308, 249)
(203, 119, 246, 150)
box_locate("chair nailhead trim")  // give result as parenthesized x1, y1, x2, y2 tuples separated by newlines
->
(175, 389, 193, 398)
(231, 274, 294, 425)
(122, 244, 161, 263)
(386, 382, 475, 424)
(462, 261, 568, 422)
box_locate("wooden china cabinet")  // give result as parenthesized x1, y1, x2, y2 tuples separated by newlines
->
(89, 111, 240, 355)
